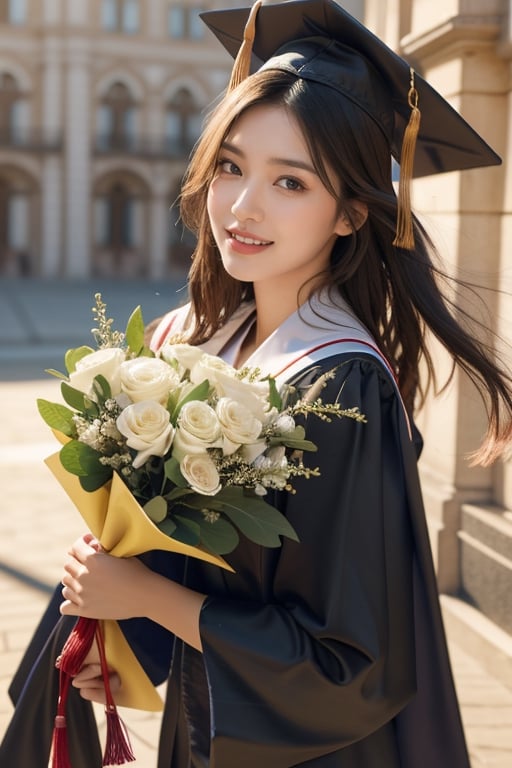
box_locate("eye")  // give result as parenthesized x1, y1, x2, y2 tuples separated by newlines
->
(276, 176, 305, 192)
(218, 158, 242, 176)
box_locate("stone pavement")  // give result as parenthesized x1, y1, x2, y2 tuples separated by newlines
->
(1, 278, 512, 766)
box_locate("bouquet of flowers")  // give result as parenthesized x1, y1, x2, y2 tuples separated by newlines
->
(38, 294, 366, 767)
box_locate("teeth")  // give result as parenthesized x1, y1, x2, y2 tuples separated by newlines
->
(231, 232, 270, 246)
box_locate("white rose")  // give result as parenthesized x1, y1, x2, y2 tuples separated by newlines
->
(116, 400, 174, 469)
(216, 397, 263, 455)
(159, 343, 204, 374)
(120, 357, 180, 405)
(172, 401, 222, 462)
(68, 347, 125, 396)
(180, 453, 221, 495)
(189, 353, 237, 388)
(213, 369, 272, 423)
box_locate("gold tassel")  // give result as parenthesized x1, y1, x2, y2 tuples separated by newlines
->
(393, 67, 421, 250)
(227, 0, 262, 93)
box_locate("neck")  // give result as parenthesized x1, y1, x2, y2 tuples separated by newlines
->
(236, 281, 312, 367)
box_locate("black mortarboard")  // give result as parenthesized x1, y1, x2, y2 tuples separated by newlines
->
(200, 0, 501, 248)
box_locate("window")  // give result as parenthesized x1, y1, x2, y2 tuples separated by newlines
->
(0, 0, 27, 25)
(165, 88, 202, 154)
(97, 82, 137, 150)
(101, 0, 139, 33)
(0, 72, 26, 143)
(168, 5, 204, 40)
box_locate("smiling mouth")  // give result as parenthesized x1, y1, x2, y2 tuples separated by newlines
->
(229, 231, 273, 246)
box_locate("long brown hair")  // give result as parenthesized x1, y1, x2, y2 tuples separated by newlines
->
(180, 68, 512, 465)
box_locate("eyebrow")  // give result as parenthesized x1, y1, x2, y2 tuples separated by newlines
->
(221, 141, 317, 175)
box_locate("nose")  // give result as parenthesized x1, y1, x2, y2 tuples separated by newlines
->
(230, 182, 264, 224)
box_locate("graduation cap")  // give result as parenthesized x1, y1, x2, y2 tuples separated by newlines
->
(200, 0, 501, 249)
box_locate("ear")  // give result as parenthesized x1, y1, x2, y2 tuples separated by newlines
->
(335, 199, 368, 236)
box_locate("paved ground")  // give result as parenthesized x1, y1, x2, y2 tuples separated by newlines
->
(1, 278, 511, 766)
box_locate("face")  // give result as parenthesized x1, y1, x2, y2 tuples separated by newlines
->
(207, 104, 349, 296)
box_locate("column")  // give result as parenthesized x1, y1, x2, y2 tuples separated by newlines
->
(149, 167, 170, 278)
(40, 37, 63, 276)
(64, 40, 91, 277)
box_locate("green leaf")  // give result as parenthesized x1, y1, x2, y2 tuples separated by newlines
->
(45, 368, 68, 381)
(269, 436, 318, 452)
(92, 374, 112, 403)
(164, 457, 188, 487)
(157, 516, 177, 537)
(171, 379, 211, 422)
(59, 440, 110, 480)
(180, 508, 239, 554)
(64, 346, 94, 375)
(171, 516, 201, 546)
(125, 306, 145, 356)
(144, 495, 168, 523)
(36, 399, 76, 437)
(266, 375, 282, 411)
(270, 425, 317, 452)
(79, 473, 111, 492)
(60, 381, 88, 412)
(186, 487, 299, 547)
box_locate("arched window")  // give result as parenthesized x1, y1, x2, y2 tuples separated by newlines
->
(0, 169, 33, 276)
(165, 88, 202, 155)
(94, 173, 147, 277)
(97, 81, 136, 151)
(101, 0, 139, 34)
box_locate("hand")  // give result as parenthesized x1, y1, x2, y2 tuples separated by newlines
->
(60, 533, 151, 620)
(70, 641, 121, 704)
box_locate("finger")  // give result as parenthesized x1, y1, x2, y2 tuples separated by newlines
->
(83, 533, 104, 552)
(67, 535, 98, 562)
(78, 687, 107, 704)
(72, 664, 103, 684)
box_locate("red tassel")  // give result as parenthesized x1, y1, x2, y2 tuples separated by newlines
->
(95, 622, 135, 766)
(50, 670, 73, 768)
(56, 617, 98, 676)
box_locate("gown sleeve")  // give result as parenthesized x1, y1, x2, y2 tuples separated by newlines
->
(198, 354, 417, 766)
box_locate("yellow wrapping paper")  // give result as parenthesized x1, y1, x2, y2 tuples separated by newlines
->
(45, 446, 233, 711)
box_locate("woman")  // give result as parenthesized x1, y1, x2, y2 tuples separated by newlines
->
(4, 1, 512, 766)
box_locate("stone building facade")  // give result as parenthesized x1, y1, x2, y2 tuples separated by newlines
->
(1, 0, 510, 672)
(366, 0, 512, 679)
(0, 0, 246, 279)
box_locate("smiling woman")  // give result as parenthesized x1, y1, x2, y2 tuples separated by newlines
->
(207, 105, 352, 318)
(3, 2, 512, 768)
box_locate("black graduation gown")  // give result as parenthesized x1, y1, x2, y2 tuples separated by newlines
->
(149, 352, 470, 767)
(0, 352, 470, 768)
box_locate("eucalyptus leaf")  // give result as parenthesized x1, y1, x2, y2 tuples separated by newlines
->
(269, 436, 318, 452)
(186, 487, 299, 547)
(179, 509, 239, 554)
(64, 346, 94, 375)
(144, 495, 168, 523)
(157, 516, 177, 537)
(60, 440, 107, 477)
(80, 473, 112, 492)
(125, 305, 145, 356)
(171, 516, 201, 546)
(36, 399, 76, 437)
(164, 457, 188, 487)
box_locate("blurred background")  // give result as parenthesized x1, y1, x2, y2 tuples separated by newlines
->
(0, 2, 511, 762)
